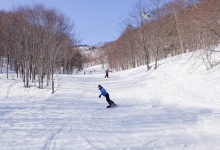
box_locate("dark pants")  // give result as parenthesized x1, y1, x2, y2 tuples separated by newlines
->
(105, 73, 108, 78)
(105, 93, 114, 105)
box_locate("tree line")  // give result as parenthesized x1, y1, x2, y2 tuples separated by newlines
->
(92, 0, 220, 71)
(0, 4, 84, 92)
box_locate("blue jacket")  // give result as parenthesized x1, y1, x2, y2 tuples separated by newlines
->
(99, 86, 108, 97)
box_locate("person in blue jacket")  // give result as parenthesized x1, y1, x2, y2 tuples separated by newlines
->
(98, 85, 115, 108)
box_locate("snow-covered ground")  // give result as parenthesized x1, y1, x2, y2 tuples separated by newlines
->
(0, 51, 220, 150)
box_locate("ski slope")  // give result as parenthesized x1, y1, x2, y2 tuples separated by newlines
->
(0, 51, 220, 150)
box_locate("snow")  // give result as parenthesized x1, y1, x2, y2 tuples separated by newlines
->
(1, 51, 220, 150)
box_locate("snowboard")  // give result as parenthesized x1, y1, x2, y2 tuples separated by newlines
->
(107, 103, 117, 108)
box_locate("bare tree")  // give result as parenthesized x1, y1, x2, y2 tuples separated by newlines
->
(123, 0, 152, 70)
(0, 3, 79, 92)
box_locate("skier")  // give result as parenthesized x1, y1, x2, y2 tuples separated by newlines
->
(98, 85, 115, 108)
(105, 68, 111, 78)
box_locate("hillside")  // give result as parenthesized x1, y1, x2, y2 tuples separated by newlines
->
(0, 50, 220, 149)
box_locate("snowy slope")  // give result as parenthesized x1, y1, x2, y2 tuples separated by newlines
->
(0, 51, 220, 150)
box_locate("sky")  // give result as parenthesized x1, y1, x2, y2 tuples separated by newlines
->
(0, 48, 220, 149)
(0, 0, 146, 46)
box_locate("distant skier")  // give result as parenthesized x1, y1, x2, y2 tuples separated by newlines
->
(105, 68, 111, 78)
(98, 85, 115, 108)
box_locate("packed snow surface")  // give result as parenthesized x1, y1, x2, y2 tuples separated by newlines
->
(0, 51, 220, 150)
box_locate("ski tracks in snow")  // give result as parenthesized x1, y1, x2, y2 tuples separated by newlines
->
(1, 62, 220, 149)
(46, 74, 147, 149)
(46, 70, 219, 149)
(0, 78, 19, 98)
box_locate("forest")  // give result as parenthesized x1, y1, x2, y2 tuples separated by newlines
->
(0, 4, 84, 92)
(91, 0, 220, 71)
(0, 0, 219, 92)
